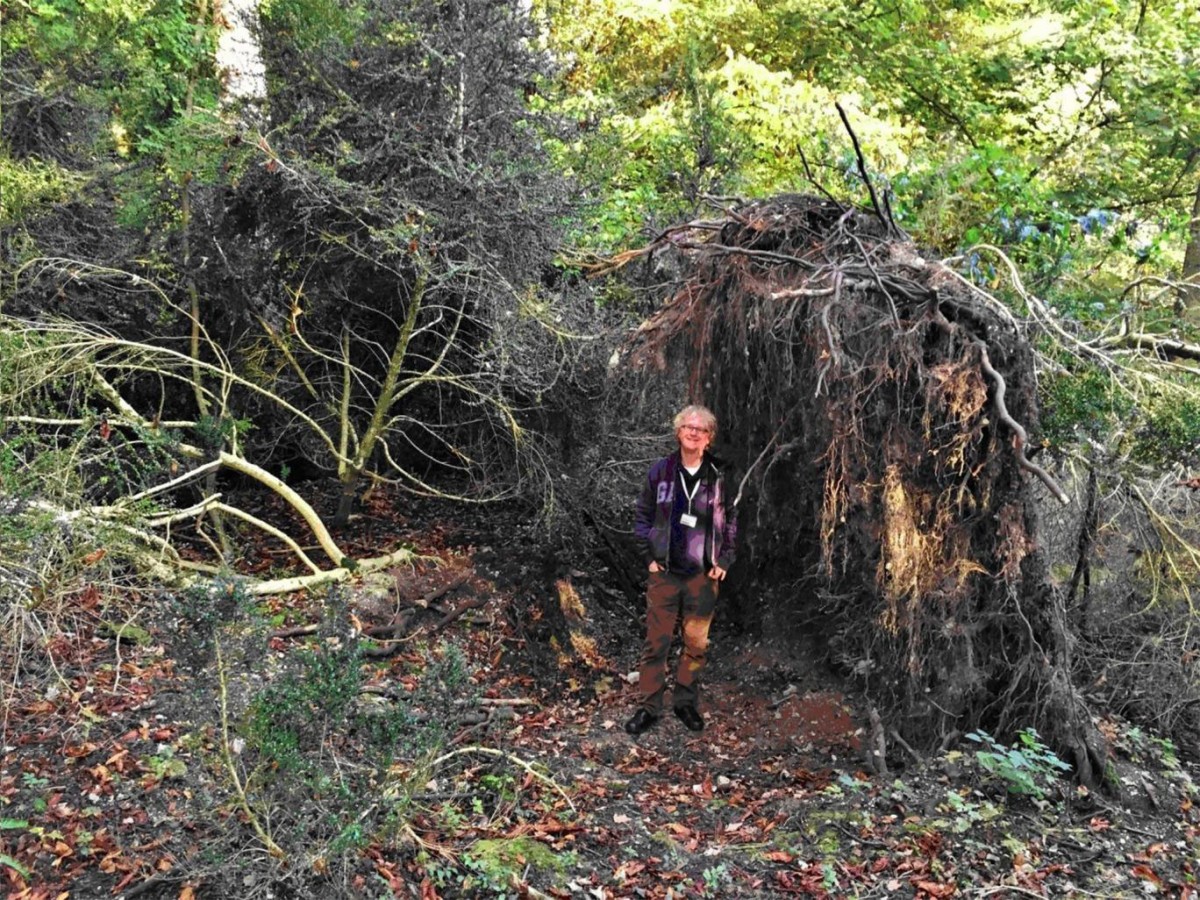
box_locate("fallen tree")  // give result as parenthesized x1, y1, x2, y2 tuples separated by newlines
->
(611, 194, 1112, 781)
(0, 310, 420, 596)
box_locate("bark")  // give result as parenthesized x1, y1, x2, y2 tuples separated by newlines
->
(1183, 179, 1200, 321)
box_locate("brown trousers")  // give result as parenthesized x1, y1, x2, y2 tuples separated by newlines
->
(637, 570, 718, 715)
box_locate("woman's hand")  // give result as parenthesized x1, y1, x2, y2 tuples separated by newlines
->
(648, 561, 662, 573)
(708, 565, 727, 581)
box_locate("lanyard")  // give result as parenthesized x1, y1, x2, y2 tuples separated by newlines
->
(679, 469, 701, 518)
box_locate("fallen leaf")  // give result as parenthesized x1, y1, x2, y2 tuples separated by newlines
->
(914, 880, 956, 898)
(1131, 864, 1162, 886)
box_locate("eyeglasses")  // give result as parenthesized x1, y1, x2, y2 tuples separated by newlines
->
(679, 424, 711, 434)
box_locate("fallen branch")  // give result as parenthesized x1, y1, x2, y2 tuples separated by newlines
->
(248, 545, 418, 596)
(1095, 331, 1200, 362)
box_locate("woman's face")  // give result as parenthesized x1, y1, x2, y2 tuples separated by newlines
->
(676, 415, 712, 455)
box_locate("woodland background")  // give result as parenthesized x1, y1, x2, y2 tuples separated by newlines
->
(3, 0, 1200, 897)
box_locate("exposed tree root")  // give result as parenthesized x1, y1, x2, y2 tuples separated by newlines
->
(611, 194, 1103, 768)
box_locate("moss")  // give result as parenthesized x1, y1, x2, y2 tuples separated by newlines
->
(816, 830, 840, 854)
(99, 620, 153, 645)
(471, 836, 568, 883)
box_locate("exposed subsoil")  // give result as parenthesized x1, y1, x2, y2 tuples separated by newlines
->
(2, 490, 1197, 899)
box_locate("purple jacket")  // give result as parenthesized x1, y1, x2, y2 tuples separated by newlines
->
(634, 451, 737, 571)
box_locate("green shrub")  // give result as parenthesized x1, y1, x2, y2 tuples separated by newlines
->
(1134, 394, 1200, 468)
(965, 729, 1071, 799)
(1038, 364, 1130, 449)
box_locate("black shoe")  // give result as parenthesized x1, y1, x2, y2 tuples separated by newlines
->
(624, 709, 658, 735)
(674, 705, 704, 732)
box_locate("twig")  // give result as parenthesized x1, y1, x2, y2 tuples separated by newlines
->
(769, 684, 798, 710)
(432, 745, 575, 814)
(414, 571, 471, 608)
(123, 459, 221, 504)
(364, 609, 418, 638)
(796, 143, 842, 207)
(469, 697, 537, 707)
(271, 623, 319, 640)
(116, 874, 186, 900)
(215, 639, 286, 859)
(882, 189, 907, 240)
(835, 102, 891, 236)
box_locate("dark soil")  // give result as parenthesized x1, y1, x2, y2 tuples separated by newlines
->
(2, 490, 1197, 899)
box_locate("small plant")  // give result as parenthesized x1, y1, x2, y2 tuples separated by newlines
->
(822, 772, 868, 797)
(0, 817, 31, 879)
(821, 861, 838, 892)
(1125, 726, 1180, 771)
(965, 729, 1071, 799)
(701, 862, 731, 896)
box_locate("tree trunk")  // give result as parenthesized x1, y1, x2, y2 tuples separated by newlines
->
(216, 0, 267, 105)
(330, 269, 427, 528)
(1182, 178, 1200, 322)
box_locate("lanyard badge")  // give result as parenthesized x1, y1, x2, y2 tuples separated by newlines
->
(679, 471, 700, 528)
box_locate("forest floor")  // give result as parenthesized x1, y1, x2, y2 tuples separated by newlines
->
(2, 490, 1198, 899)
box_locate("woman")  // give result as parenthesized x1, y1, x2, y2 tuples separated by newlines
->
(626, 404, 738, 735)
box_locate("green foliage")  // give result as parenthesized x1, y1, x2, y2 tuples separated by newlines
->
(0, 155, 82, 226)
(701, 862, 732, 897)
(1123, 726, 1181, 771)
(1039, 364, 1131, 449)
(425, 836, 570, 898)
(194, 414, 254, 451)
(240, 634, 471, 828)
(245, 642, 365, 773)
(965, 729, 1071, 800)
(5, 0, 221, 145)
(537, 0, 1200, 300)
(1135, 394, 1200, 469)
(260, 0, 363, 51)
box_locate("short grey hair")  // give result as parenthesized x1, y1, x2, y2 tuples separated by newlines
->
(673, 404, 717, 438)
